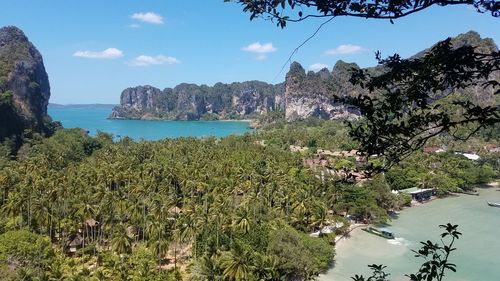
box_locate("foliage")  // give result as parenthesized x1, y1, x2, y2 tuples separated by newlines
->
(0, 229, 54, 279)
(0, 129, 345, 279)
(342, 37, 499, 168)
(352, 264, 390, 281)
(386, 168, 421, 191)
(257, 117, 358, 150)
(27, 128, 109, 169)
(407, 223, 462, 281)
(0, 91, 24, 144)
(0, 120, 496, 278)
(267, 224, 333, 278)
(229, 1, 499, 171)
(227, 0, 499, 28)
(201, 112, 221, 121)
(386, 151, 498, 194)
(0, 91, 13, 105)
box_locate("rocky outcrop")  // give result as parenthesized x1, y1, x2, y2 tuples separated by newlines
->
(110, 59, 364, 122)
(284, 31, 499, 122)
(110, 86, 165, 120)
(109, 61, 365, 122)
(284, 61, 361, 122)
(111, 30, 497, 123)
(110, 81, 285, 120)
(448, 31, 498, 107)
(0, 26, 52, 141)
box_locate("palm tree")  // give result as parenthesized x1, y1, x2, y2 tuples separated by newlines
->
(188, 254, 223, 281)
(232, 207, 251, 235)
(220, 243, 254, 281)
(75, 201, 96, 248)
(112, 224, 133, 255)
(1, 192, 23, 224)
(253, 254, 282, 281)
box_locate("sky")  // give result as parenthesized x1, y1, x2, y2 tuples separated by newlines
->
(0, 0, 498, 104)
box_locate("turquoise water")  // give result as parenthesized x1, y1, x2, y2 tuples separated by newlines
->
(48, 105, 251, 140)
(320, 186, 500, 281)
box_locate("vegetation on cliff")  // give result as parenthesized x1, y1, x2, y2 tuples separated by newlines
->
(113, 30, 498, 131)
(110, 81, 284, 121)
(0, 26, 59, 155)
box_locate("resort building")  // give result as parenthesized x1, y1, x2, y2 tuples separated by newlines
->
(484, 144, 500, 153)
(423, 146, 446, 154)
(401, 187, 436, 202)
(455, 152, 480, 161)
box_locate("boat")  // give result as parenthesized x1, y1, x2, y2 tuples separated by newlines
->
(362, 226, 395, 239)
(487, 202, 500, 208)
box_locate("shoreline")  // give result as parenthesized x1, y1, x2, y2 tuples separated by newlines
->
(107, 117, 253, 122)
(322, 181, 499, 279)
(335, 181, 498, 245)
(217, 119, 252, 122)
(334, 223, 367, 245)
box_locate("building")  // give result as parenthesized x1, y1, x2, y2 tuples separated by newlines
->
(455, 152, 480, 161)
(66, 234, 83, 253)
(484, 144, 500, 153)
(423, 146, 446, 154)
(401, 187, 436, 202)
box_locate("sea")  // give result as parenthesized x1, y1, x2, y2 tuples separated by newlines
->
(48, 104, 251, 140)
(319, 186, 500, 281)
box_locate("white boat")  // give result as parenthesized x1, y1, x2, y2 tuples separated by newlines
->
(487, 202, 500, 208)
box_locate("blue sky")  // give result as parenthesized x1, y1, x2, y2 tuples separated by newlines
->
(0, 0, 498, 104)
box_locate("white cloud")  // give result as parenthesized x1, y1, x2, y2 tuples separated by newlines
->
(131, 12, 164, 24)
(130, 55, 181, 66)
(309, 63, 329, 72)
(325, 44, 364, 55)
(242, 42, 277, 54)
(242, 42, 277, 59)
(73, 48, 124, 59)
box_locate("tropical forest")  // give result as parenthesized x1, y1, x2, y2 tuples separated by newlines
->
(0, 1, 499, 281)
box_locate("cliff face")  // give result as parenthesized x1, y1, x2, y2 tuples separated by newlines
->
(284, 61, 361, 122)
(0, 26, 52, 140)
(449, 31, 498, 107)
(111, 30, 497, 122)
(110, 81, 285, 120)
(111, 86, 165, 119)
(283, 30, 499, 122)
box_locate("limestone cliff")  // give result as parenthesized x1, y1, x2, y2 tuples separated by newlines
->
(0, 26, 52, 141)
(110, 61, 361, 122)
(110, 81, 285, 120)
(110, 30, 497, 123)
(284, 61, 361, 122)
(284, 30, 499, 122)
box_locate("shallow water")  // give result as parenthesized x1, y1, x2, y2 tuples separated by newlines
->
(320, 187, 500, 281)
(48, 105, 251, 140)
